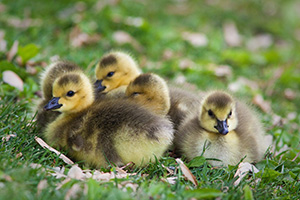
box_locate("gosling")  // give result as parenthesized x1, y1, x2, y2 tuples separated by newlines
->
(44, 72, 174, 168)
(174, 91, 269, 166)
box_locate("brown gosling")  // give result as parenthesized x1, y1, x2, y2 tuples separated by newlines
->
(34, 61, 82, 131)
(174, 91, 269, 166)
(125, 73, 170, 116)
(44, 72, 174, 167)
(94, 51, 141, 95)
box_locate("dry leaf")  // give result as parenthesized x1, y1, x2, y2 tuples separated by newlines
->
(69, 26, 101, 48)
(162, 49, 174, 60)
(0, 31, 7, 52)
(247, 34, 273, 51)
(50, 167, 67, 179)
(16, 152, 23, 158)
(7, 40, 18, 61)
(7, 17, 42, 29)
(2, 174, 12, 182)
(252, 94, 272, 113)
(37, 179, 48, 196)
(161, 177, 178, 184)
(174, 75, 187, 85)
(284, 88, 296, 100)
(265, 67, 284, 96)
(30, 163, 42, 169)
(2, 70, 24, 91)
(214, 65, 232, 78)
(94, 0, 119, 11)
(223, 22, 242, 47)
(161, 164, 175, 175)
(0, 3, 6, 12)
(287, 112, 297, 121)
(179, 58, 195, 70)
(118, 181, 138, 192)
(35, 136, 74, 165)
(125, 17, 144, 27)
(2, 134, 16, 142)
(176, 158, 198, 186)
(65, 183, 81, 200)
(182, 32, 208, 47)
(67, 165, 85, 180)
(56, 178, 71, 190)
(228, 77, 259, 93)
(112, 31, 142, 51)
(233, 162, 259, 186)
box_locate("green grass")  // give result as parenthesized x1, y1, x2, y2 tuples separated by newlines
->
(1, 0, 300, 199)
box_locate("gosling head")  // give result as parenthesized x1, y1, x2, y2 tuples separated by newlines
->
(94, 51, 140, 93)
(125, 73, 170, 116)
(44, 72, 94, 114)
(199, 91, 238, 135)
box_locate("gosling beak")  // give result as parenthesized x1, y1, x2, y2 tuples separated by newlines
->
(214, 120, 229, 135)
(94, 80, 106, 92)
(44, 97, 63, 111)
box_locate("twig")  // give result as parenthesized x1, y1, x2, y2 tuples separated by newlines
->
(35, 136, 74, 165)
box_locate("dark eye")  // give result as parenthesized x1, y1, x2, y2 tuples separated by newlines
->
(107, 72, 114, 77)
(228, 110, 232, 118)
(66, 90, 75, 97)
(208, 109, 214, 117)
(132, 92, 140, 97)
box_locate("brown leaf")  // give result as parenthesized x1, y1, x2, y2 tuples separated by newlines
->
(233, 162, 259, 186)
(161, 177, 178, 184)
(0, 31, 7, 52)
(265, 67, 284, 96)
(247, 34, 273, 51)
(112, 31, 143, 51)
(2, 70, 24, 91)
(69, 26, 101, 48)
(50, 167, 67, 179)
(16, 152, 23, 158)
(182, 32, 208, 47)
(37, 179, 48, 196)
(0, 3, 6, 12)
(7, 40, 19, 61)
(65, 183, 81, 200)
(125, 17, 144, 27)
(176, 158, 198, 186)
(162, 49, 174, 60)
(2, 134, 16, 142)
(56, 178, 71, 190)
(284, 88, 296, 100)
(179, 58, 195, 70)
(161, 164, 174, 175)
(6, 17, 42, 29)
(228, 77, 259, 93)
(118, 181, 139, 192)
(35, 136, 74, 165)
(252, 94, 272, 113)
(67, 165, 85, 180)
(29, 163, 42, 169)
(214, 65, 232, 78)
(2, 174, 12, 182)
(223, 22, 242, 47)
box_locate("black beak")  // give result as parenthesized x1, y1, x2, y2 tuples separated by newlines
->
(214, 120, 229, 135)
(94, 80, 106, 92)
(44, 97, 63, 111)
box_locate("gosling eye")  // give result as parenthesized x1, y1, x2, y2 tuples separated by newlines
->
(208, 109, 214, 118)
(131, 92, 140, 97)
(228, 110, 232, 118)
(107, 71, 115, 77)
(66, 90, 75, 97)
